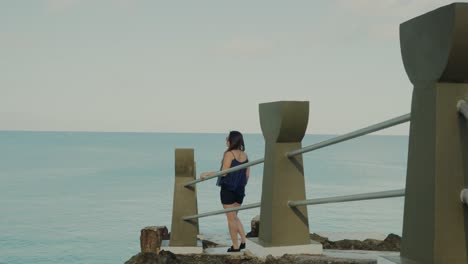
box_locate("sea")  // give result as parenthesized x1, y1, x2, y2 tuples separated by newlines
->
(0, 131, 408, 264)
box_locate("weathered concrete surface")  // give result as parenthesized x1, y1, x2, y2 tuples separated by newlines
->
(258, 101, 311, 247)
(170, 149, 199, 247)
(399, 2, 468, 263)
(125, 250, 376, 264)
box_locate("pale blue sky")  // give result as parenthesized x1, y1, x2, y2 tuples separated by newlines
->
(1, 0, 463, 134)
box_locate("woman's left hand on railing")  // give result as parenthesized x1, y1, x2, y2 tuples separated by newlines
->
(200, 172, 213, 180)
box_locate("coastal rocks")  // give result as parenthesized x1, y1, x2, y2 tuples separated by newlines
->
(309, 233, 401, 251)
(381, 234, 401, 250)
(246, 215, 260, 237)
(125, 250, 260, 264)
(125, 251, 178, 264)
(201, 239, 219, 249)
(125, 251, 376, 264)
(140, 226, 218, 253)
(140, 226, 169, 253)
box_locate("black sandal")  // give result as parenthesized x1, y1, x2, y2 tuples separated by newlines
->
(227, 246, 241, 252)
(240, 242, 246, 250)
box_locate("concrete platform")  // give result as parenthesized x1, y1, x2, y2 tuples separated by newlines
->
(201, 246, 399, 263)
(246, 237, 323, 258)
(160, 240, 203, 254)
(198, 234, 398, 263)
(324, 249, 400, 264)
(381, 255, 401, 264)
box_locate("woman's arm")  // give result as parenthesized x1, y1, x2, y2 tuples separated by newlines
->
(246, 153, 250, 182)
(199, 152, 234, 179)
(220, 152, 233, 175)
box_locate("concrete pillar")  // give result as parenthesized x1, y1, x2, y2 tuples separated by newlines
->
(398, 3, 468, 264)
(169, 148, 199, 246)
(258, 101, 310, 247)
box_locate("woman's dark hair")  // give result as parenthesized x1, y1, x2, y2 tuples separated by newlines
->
(226, 131, 245, 151)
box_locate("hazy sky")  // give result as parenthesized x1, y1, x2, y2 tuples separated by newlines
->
(1, 0, 464, 135)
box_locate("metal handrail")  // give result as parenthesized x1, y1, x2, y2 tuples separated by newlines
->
(286, 114, 411, 158)
(183, 202, 261, 220)
(458, 100, 468, 120)
(183, 189, 406, 220)
(184, 114, 411, 187)
(288, 189, 405, 207)
(184, 158, 264, 187)
(182, 114, 411, 221)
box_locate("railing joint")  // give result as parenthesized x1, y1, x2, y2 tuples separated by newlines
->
(460, 189, 468, 205)
(457, 100, 468, 120)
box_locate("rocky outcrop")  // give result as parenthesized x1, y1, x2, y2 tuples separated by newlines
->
(201, 239, 219, 249)
(141, 226, 219, 252)
(309, 233, 401, 251)
(381, 233, 401, 250)
(246, 215, 260, 237)
(140, 226, 169, 253)
(125, 250, 376, 264)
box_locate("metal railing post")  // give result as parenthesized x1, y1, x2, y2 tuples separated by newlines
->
(397, 3, 468, 263)
(257, 101, 311, 247)
(169, 149, 199, 246)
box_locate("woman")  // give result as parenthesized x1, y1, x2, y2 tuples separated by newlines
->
(200, 131, 250, 252)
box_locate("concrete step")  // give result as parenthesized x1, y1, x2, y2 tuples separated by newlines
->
(203, 247, 245, 255)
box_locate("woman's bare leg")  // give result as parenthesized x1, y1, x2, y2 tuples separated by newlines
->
(234, 203, 246, 243)
(223, 203, 239, 249)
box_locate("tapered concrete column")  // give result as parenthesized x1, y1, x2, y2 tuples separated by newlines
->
(258, 101, 310, 247)
(397, 3, 468, 264)
(169, 149, 199, 246)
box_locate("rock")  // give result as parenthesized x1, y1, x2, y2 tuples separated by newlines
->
(334, 239, 365, 250)
(309, 233, 400, 251)
(246, 215, 260, 237)
(140, 226, 169, 253)
(309, 233, 328, 244)
(264, 255, 276, 264)
(377, 233, 401, 251)
(383, 234, 400, 246)
(125, 251, 375, 264)
(201, 239, 219, 249)
(125, 251, 179, 264)
(126, 251, 261, 264)
(310, 233, 336, 249)
(362, 239, 380, 250)
(176, 253, 260, 264)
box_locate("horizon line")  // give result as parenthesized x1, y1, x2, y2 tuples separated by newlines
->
(0, 129, 410, 137)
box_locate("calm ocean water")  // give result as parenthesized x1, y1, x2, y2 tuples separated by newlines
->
(0, 131, 408, 264)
